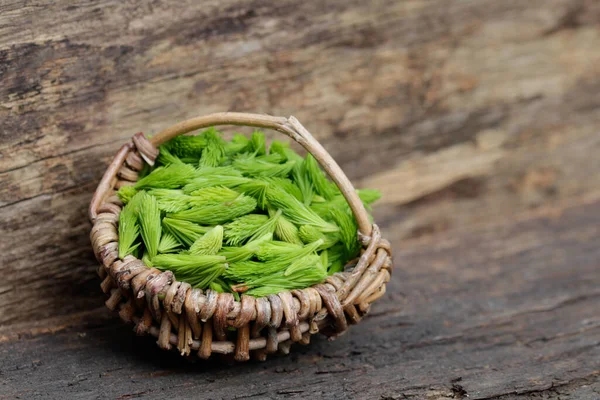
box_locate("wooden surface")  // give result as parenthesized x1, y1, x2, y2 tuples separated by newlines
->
(1, 0, 600, 398)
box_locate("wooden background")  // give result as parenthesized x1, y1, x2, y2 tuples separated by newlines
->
(1, 0, 600, 398)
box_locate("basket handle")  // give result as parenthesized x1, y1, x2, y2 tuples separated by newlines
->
(149, 112, 372, 237)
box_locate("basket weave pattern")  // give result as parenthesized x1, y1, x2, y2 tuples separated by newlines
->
(89, 113, 392, 361)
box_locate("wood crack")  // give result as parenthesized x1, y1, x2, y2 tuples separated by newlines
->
(473, 371, 600, 399)
(0, 135, 130, 175)
(0, 183, 88, 210)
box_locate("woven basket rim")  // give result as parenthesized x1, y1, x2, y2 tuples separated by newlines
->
(89, 112, 393, 361)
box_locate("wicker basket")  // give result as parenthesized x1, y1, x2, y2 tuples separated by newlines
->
(89, 112, 393, 361)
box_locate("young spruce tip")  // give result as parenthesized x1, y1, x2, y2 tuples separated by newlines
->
(117, 128, 380, 297)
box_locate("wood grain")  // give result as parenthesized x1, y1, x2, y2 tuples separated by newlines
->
(1, 0, 600, 398)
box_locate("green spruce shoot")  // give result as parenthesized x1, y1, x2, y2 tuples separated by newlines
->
(115, 127, 380, 296)
(224, 214, 269, 246)
(118, 199, 141, 258)
(138, 192, 161, 259)
(162, 217, 212, 247)
(189, 225, 224, 255)
(135, 163, 197, 189)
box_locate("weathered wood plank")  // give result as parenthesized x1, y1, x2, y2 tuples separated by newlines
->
(2, 0, 600, 397)
(1, 199, 599, 399)
(2, 0, 600, 328)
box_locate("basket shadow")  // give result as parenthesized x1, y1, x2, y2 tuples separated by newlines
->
(81, 310, 336, 375)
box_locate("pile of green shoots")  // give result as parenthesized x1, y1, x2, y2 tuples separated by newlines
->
(116, 128, 380, 297)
